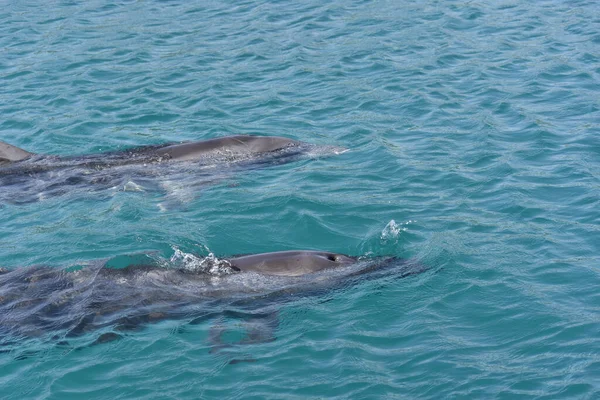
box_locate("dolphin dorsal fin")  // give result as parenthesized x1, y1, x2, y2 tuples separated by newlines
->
(0, 141, 34, 165)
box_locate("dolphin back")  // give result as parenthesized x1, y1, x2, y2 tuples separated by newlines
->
(0, 141, 33, 165)
(159, 135, 300, 161)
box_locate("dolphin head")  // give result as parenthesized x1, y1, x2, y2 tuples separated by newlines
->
(227, 250, 357, 277)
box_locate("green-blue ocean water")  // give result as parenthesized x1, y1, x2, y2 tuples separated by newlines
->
(1, 0, 599, 398)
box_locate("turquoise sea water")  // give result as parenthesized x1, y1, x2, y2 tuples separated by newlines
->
(1, 0, 599, 398)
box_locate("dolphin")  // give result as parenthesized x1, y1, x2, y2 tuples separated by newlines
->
(0, 135, 346, 205)
(0, 250, 424, 358)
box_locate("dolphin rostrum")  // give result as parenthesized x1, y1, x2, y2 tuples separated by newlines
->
(0, 135, 347, 205)
(0, 250, 424, 358)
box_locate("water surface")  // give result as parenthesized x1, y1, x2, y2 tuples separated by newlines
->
(1, 0, 599, 398)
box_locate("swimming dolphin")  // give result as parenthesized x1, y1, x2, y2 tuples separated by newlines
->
(0, 135, 346, 205)
(0, 250, 424, 358)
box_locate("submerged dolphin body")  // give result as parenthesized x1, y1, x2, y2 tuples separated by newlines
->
(0, 250, 424, 357)
(0, 135, 346, 205)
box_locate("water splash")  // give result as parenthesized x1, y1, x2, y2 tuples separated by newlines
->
(381, 219, 414, 242)
(169, 246, 238, 276)
(359, 219, 416, 256)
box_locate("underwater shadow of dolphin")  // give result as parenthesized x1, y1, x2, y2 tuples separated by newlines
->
(0, 135, 347, 205)
(0, 250, 426, 361)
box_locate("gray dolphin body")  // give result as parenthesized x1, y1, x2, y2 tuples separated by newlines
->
(0, 250, 423, 356)
(0, 135, 345, 205)
(0, 135, 309, 165)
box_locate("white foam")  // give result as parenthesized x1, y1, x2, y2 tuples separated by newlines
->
(169, 247, 237, 276)
(381, 219, 414, 240)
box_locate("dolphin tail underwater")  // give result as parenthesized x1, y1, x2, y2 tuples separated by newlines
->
(0, 250, 426, 360)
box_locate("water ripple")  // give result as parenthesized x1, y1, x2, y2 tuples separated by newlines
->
(1, 0, 600, 398)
